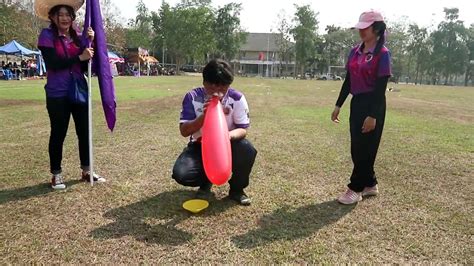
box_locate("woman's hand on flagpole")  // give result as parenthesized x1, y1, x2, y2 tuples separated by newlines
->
(87, 27, 95, 42)
(79, 48, 94, 61)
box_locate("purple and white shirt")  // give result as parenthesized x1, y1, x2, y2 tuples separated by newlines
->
(346, 43, 392, 95)
(180, 87, 250, 142)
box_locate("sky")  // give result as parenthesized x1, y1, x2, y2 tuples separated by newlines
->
(113, 0, 474, 33)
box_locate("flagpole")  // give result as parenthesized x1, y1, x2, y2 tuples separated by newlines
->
(86, 0, 94, 186)
(84, 0, 117, 187)
(88, 58, 94, 186)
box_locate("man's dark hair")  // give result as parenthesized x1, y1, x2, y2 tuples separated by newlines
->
(202, 59, 234, 86)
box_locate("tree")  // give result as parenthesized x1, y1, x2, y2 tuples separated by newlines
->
(126, 0, 153, 50)
(319, 25, 358, 74)
(407, 24, 428, 84)
(152, 1, 215, 69)
(386, 20, 409, 83)
(0, 3, 44, 48)
(212, 3, 247, 61)
(151, 2, 172, 63)
(100, 0, 126, 53)
(290, 4, 319, 77)
(272, 10, 293, 76)
(179, 0, 212, 8)
(431, 8, 468, 85)
(464, 24, 474, 86)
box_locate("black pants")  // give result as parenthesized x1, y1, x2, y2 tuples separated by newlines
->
(172, 139, 257, 192)
(46, 97, 89, 174)
(348, 94, 386, 192)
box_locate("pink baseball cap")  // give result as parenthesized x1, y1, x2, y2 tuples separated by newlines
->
(353, 10, 384, 29)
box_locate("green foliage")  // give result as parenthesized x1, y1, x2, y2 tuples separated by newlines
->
(319, 25, 358, 73)
(406, 24, 428, 84)
(290, 5, 320, 75)
(152, 1, 246, 67)
(212, 3, 247, 60)
(464, 24, 474, 86)
(0, 3, 45, 49)
(154, 1, 215, 67)
(125, 0, 153, 50)
(273, 10, 294, 76)
(430, 8, 468, 84)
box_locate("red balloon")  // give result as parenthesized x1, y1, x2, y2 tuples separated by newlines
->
(202, 96, 232, 185)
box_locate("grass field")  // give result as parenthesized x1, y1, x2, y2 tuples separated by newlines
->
(0, 76, 472, 263)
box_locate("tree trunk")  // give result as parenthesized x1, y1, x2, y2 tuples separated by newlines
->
(407, 58, 412, 83)
(415, 62, 420, 85)
(176, 57, 184, 75)
(279, 56, 283, 77)
(465, 65, 471, 87)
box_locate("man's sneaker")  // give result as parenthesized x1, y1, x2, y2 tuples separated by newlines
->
(229, 191, 251, 206)
(51, 173, 66, 190)
(362, 185, 379, 197)
(81, 172, 106, 183)
(337, 188, 362, 205)
(195, 183, 213, 200)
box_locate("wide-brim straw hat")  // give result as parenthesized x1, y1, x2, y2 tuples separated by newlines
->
(34, 0, 84, 21)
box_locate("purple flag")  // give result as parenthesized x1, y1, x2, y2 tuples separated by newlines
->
(83, 0, 117, 131)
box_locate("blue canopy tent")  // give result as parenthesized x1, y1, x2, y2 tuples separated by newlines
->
(0, 40, 40, 56)
(0, 40, 45, 79)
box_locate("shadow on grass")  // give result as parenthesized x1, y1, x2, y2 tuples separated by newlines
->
(0, 180, 81, 205)
(90, 189, 236, 246)
(232, 200, 355, 249)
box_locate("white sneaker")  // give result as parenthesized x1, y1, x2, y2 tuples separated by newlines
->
(337, 188, 362, 205)
(81, 172, 106, 183)
(362, 185, 379, 197)
(51, 174, 66, 190)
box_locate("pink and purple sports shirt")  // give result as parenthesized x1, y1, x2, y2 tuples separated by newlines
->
(346, 43, 392, 95)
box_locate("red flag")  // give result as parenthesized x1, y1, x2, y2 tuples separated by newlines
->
(258, 52, 265, 61)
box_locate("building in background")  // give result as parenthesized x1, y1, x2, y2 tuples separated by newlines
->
(231, 33, 295, 77)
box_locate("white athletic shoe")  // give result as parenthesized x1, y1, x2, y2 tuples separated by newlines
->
(51, 173, 66, 190)
(81, 171, 106, 183)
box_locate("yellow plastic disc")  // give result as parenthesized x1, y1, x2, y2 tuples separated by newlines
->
(182, 199, 209, 214)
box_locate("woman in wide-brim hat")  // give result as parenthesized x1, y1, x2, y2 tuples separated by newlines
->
(36, 0, 106, 190)
(331, 10, 392, 204)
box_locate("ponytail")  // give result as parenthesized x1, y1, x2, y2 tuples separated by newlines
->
(372, 21, 387, 55)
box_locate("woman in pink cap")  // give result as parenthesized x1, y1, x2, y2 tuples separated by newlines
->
(331, 10, 392, 204)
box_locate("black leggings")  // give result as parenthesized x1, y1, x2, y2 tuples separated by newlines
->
(348, 94, 386, 192)
(172, 139, 257, 192)
(46, 97, 89, 174)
